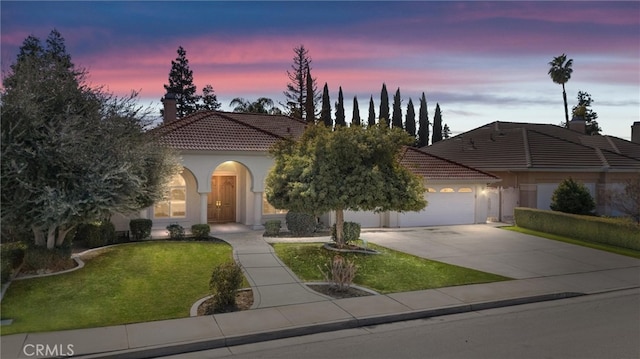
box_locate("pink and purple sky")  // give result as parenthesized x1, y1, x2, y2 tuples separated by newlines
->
(2, 1, 639, 140)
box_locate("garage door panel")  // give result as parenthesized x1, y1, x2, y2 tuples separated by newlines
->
(399, 191, 474, 226)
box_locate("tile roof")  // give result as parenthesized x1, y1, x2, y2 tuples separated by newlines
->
(154, 111, 307, 151)
(422, 121, 640, 171)
(400, 146, 500, 182)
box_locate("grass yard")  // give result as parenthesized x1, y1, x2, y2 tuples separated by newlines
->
(272, 242, 510, 293)
(502, 226, 640, 259)
(0, 241, 235, 335)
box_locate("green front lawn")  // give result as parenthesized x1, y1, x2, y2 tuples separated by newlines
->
(272, 242, 510, 293)
(1, 241, 234, 335)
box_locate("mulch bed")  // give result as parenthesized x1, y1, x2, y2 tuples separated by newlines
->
(308, 284, 375, 299)
(197, 289, 254, 315)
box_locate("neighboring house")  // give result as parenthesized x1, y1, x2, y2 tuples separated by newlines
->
(112, 95, 502, 232)
(422, 120, 640, 222)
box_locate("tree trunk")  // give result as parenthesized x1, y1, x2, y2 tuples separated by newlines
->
(56, 225, 75, 246)
(32, 226, 46, 247)
(562, 83, 569, 128)
(46, 226, 56, 249)
(335, 207, 345, 248)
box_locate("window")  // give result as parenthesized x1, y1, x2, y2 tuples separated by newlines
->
(427, 188, 437, 193)
(440, 188, 455, 193)
(154, 174, 186, 218)
(458, 187, 473, 193)
(263, 193, 287, 215)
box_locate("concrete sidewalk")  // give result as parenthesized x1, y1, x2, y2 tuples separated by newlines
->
(1, 225, 639, 359)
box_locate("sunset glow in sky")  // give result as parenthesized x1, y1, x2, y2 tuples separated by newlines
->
(2, 1, 639, 140)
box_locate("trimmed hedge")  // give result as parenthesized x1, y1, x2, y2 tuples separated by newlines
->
(514, 207, 640, 251)
(130, 219, 152, 241)
(263, 220, 281, 237)
(331, 221, 361, 244)
(285, 212, 316, 236)
(191, 224, 211, 240)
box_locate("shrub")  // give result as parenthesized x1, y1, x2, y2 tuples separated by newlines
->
(285, 212, 316, 236)
(22, 246, 73, 271)
(76, 222, 115, 248)
(550, 178, 595, 215)
(191, 224, 211, 240)
(331, 222, 361, 244)
(263, 220, 281, 237)
(319, 255, 358, 292)
(130, 219, 152, 241)
(209, 262, 244, 313)
(1, 242, 27, 284)
(166, 223, 185, 240)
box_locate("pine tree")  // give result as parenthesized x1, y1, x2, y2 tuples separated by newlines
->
(368, 96, 376, 127)
(335, 86, 346, 127)
(352, 96, 361, 126)
(200, 84, 221, 111)
(284, 45, 318, 120)
(379, 83, 389, 127)
(320, 83, 332, 127)
(405, 98, 416, 143)
(442, 123, 451, 139)
(305, 66, 316, 123)
(164, 46, 199, 118)
(417, 92, 429, 147)
(432, 103, 443, 144)
(392, 87, 403, 129)
(571, 91, 600, 135)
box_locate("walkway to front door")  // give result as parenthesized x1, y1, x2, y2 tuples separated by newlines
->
(208, 176, 236, 223)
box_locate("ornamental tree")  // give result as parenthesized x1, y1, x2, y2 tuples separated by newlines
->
(266, 124, 427, 247)
(550, 178, 595, 215)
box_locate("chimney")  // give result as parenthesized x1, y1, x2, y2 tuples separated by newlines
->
(162, 93, 177, 124)
(632, 122, 640, 144)
(569, 116, 586, 134)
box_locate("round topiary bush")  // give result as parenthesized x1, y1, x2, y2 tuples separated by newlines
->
(285, 212, 316, 236)
(550, 178, 595, 215)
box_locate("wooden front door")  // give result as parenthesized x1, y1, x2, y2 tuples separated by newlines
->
(208, 176, 236, 223)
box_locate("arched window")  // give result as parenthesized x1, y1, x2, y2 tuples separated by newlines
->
(427, 188, 437, 193)
(154, 174, 186, 218)
(458, 187, 473, 193)
(440, 188, 455, 193)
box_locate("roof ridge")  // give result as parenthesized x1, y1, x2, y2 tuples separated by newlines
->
(409, 146, 499, 179)
(604, 135, 621, 154)
(154, 111, 210, 135)
(522, 128, 532, 167)
(594, 148, 610, 168)
(218, 110, 308, 125)
(215, 112, 298, 141)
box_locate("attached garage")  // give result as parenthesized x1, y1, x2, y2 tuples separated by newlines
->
(398, 185, 477, 226)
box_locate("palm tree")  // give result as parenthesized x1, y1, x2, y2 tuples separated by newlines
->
(548, 54, 573, 127)
(230, 97, 280, 114)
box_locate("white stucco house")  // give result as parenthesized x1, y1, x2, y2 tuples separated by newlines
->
(112, 96, 501, 232)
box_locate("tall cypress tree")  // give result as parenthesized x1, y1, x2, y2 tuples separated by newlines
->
(432, 103, 443, 144)
(417, 92, 429, 147)
(352, 96, 361, 126)
(164, 46, 198, 118)
(305, 66, 316, 123)
(320, 83, 332, 127)
(391, 87, 403, 129)
(405, 98, 416, 143)
(335, 86, 346, 127)
(368, 96, 376, 127)
(379, 83, 389, 127)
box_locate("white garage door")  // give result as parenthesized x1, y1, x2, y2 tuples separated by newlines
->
(399, 187, 475, 227)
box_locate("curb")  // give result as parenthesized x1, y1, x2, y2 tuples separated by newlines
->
(75, 291, 584, 359)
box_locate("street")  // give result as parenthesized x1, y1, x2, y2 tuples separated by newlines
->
(165, 288, 640, 359)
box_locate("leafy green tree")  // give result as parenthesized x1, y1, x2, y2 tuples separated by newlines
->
(442, 123, 451, 139)
(320, 83, 332, 127)
(1, 30, 180, 250)
(284, 45, 319, 120)
(548, 53, 573, 128)
(550, 178, 595, 215)
(405, 98, 416, 142)
(417, 92, 429, 147)
(164, 46, 199, 118)
(200, 84, 221, 111)
(368, 96, 376, 127)
(379, 83, 389, 127)
(351, 96, 362, 126)
(266, 124, 426, 247)
(230, 97, 280, 114)
(432, 103, 443, 144)
(391, 87, 403, 129)
(335, 86, 346, 127)
(571, 91, 600, 135)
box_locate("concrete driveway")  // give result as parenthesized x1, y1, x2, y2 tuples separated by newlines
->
(361, 224, 640, 280)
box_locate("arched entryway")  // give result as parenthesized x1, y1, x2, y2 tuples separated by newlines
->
(208, 161, 252, 224)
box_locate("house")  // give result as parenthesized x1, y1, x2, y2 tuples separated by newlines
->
(112, 95, 502, 232)
(422, 120, 640, 222)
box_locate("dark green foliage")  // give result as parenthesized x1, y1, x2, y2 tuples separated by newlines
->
(331, 221, 361, 244)
(164, 46, 198, 117)
(550, 178, 595, 215)
(130, 219, 152, 241)
(284, 45, 318, 120)
(514, 207, 640, 251)
(76, 222, 115, 248)
(263, 220, 282, 237)
(166, 223, 185, 240)
(320, 83, 332, 127)
(405, 98, 416, 141)
(432, 103, 443, 144)
(1, 242, 27, 283)
(191, 224, 211, 240)
(367, 96, 376, 127)
(417, 92, 429, 147)
(379, 83, 389, 127)
(22, 246, 72, 271)
(352, 96, 361, 126)
(391, 87, 403, 129)
(548, 53, 573, 127)
(335, 86, 346, 127)
(442, 123, 451, 139)
(285, 212, 317, 236)
(209, 262, 244, 313)
(571, 91, 600, 135)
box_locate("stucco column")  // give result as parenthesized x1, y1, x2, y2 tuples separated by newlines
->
(199, 192, 208, 224)
(252, 191, 264, 230)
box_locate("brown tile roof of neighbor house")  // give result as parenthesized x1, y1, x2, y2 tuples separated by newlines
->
(422, 121, 640, 171)
(154, 111, 307, 151)
(400, 146, 500, 182)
